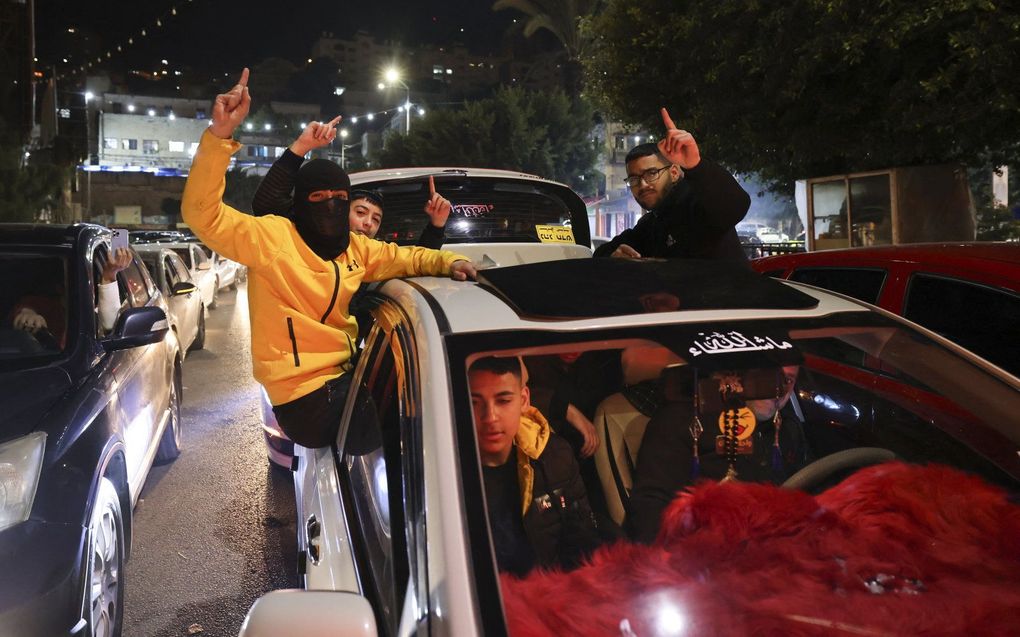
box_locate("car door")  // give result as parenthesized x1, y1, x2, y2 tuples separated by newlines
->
(296, 313, 429, 636)
(113, 255, 172, 496)
(190, 245, 215, 305)
(163, 253, 197, 352)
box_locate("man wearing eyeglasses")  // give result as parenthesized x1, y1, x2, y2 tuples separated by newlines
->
(182, 69, 476, 448)
(594, 108, 750, 262)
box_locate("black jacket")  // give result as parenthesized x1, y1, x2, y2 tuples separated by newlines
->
(522, 433, 601, 569)
(594, 158, 750, 262)
(251, 149, 446, 249)
(628, 401, 810, 543)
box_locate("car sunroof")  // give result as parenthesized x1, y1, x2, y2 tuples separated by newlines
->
(476, 258, 820, 320)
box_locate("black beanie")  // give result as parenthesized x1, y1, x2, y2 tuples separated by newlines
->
(295, 159, 351, 201)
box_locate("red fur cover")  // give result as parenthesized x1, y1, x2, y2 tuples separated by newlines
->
(501, 463, 1020, 636)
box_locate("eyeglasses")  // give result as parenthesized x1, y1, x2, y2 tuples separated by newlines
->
(307, 189, 349, 203)
(625, 166, 672, 188)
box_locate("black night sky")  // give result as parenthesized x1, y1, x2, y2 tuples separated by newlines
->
(35, 0, 525, 76)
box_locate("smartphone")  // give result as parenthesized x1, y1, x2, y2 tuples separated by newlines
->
(111, 229, 129, 253)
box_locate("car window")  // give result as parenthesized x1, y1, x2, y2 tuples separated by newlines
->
(192, 247, 210, 269)
(163, 256, 180, 290)
(789, 267, 886, 304)
(171, 248, 193, 270)
(0, 250, 73, 361)
(903, 273, 1020, 376)
(169, 254, 191, 282)
(446, 314, 1020, 610)
(122, 256, 151, 307)
(339, 327, 411, 635)
(371, 176, 587, 246)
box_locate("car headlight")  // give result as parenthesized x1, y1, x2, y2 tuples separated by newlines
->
(0, 432, 47, 532)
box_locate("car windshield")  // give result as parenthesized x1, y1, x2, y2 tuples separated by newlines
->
(0, 250, 74, 366)
(449, 311, 1020, 633)
(359, 175, 589, 246)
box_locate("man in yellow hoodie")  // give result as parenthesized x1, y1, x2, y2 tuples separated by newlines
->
(469, 356, 600, 576)
(183, 68, 476, 447)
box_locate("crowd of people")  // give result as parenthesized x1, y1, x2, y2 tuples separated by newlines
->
(171, 68, 797, 577)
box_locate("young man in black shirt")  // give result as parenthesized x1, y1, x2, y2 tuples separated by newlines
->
(595, 108, 750, 262)
(469, 357, 600, 576)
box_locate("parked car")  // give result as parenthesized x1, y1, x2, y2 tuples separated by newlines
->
(193, 243, 242, 292)
(140, 241, 219, 310)
(135, 246, 206, 354)
(258, 167, 593, 468)
(752, 242, 1020, 376)
(0, 223, 183, 636)
(239, 258, 1019, 637)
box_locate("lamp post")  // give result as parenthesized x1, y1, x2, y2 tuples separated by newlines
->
(381, 68, 411, 134)
(339, 128, 349, 168)
(84, 91, 94, 219)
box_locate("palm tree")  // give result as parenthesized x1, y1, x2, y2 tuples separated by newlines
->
(492, 0, 599, 61)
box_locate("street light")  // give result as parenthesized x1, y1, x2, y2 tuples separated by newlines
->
(84, 91, 94, 218)
(380, 68, 410, 134)
(339, 128, 349, 169)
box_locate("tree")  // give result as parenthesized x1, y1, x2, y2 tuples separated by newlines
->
(493, 0, 601, 92)
(582, 0, 1020, 189)
(0, 144, 70, 223)
(377, 87, 600, 196)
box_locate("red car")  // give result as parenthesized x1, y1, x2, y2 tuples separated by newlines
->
(753, 242, 1020, 376)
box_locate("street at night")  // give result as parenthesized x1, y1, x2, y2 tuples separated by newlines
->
(2, 1, 1020, 636)
(122, 284, 297, 637)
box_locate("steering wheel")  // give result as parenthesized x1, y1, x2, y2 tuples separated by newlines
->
(782, 447, 896, 491)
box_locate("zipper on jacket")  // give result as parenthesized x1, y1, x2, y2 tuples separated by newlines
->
(320, 260, 341, 323)
(287, 317, 300, 366)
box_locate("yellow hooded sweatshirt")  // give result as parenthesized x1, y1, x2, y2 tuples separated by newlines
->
(514, 405, 552, 516)
(182, 130, 469, 405)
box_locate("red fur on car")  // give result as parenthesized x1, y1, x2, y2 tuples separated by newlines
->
(500, 463, 1020, 636)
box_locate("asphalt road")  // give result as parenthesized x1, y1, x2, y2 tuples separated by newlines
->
(123, 283, 298, 637)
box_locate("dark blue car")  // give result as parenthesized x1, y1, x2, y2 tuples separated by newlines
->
(0, 224, 184, 636)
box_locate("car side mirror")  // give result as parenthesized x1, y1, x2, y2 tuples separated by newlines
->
(103, 306, 169, 352)
(238, 590, 377, 637)
(171, 281, 197, 296)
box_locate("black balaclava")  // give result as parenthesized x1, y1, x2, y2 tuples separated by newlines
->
(293, 159, 352, 260)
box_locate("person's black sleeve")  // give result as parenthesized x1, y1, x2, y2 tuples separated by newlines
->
(592, 214, 656, 258)
(683, 158, 751, 233)
(415, 222, 446, 249)
(251, 149, 304, 217)
(626, 401, 695, 543)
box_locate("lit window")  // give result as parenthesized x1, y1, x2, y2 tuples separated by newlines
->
(104, 138, 118, 150)
(168, 141, 185, 152)
(143, 139, 159, 153)
(122, 139, 138, 151)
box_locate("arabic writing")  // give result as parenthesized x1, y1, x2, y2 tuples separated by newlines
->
(453, 204, 495, 218)
(688, 331, 793, 357)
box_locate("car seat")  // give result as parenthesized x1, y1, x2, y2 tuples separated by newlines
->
(592, 392, 652, 527)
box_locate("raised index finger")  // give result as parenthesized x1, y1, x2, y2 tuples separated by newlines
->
(660, 107, 677, 131)
(326, 115, 342, 128)
(428, 175, 436, 196)
(237, 67, 250, 88)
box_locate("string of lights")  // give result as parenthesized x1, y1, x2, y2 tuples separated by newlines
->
(59, 0, 198, 78)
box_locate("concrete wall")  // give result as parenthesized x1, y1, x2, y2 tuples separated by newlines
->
(76, 170, 186, 227)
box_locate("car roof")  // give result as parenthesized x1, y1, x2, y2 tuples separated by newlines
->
(133, 241, 197, 251)
(387, 259, 871, 335)
(756, 242, 1020, 269)
(350, 166, 564, 187)
(0, 223, 100, 248)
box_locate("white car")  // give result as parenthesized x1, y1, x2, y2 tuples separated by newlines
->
(135, 246, 206, 354)
(195, 242, 243, 291)
(152, 241, 219, 310)
(240, 258, 1020, 636)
